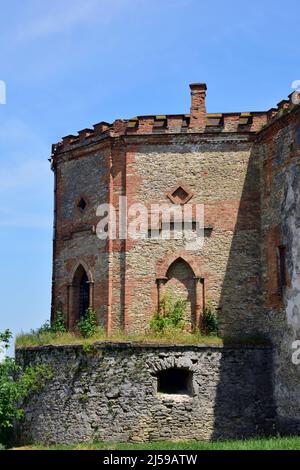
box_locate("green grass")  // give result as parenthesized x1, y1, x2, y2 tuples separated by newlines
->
(15, 328, 269, 349)
(9, 436, 300, 450)
(15, 329, 224, 349)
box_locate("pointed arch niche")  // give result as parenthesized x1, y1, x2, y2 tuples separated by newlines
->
(156, 256, 204, 331)
(68, 263, 94, 330)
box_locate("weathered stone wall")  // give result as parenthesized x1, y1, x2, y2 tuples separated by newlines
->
(52, 144, 111, 328)
(257, 107, 300, 433)
(48, 85, 300, 441)
(15, 343, 275, 444)
(122, 136, 262, 335)
(50, 84, 298, 340)
(52, 131, 262, 337)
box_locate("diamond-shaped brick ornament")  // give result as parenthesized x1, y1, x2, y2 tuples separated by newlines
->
(166, 183, 193, 205)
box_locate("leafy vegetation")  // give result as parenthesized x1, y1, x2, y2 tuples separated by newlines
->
(202, 300, 219, 336)
(150, 293, 219, 337)
(150, 292, 187, 333)
(0, 330, 12, 346)
(9, 435, 300, 450)
(29, 310, 67, 336)
(77, 308, 98, 338)
(0, 330, 52, 448)
(51, 310, 67, 333)
(15, 296, 269, 349)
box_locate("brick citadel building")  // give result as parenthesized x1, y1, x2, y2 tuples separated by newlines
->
(50, 83, 300, 341)
(16, 83, 300, 443)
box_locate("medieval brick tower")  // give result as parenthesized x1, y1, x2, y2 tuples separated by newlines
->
(19, 82, 297, 437)
(14, 83, 300, 442)
(50, 84, 300, 354)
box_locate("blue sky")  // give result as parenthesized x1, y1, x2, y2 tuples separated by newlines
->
(0, 0, 299, 355)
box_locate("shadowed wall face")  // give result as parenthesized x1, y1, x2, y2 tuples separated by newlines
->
(257, 112, 300, 433)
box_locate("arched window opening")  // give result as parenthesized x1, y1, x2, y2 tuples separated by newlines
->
(156, 368, 193, 395)
(79, 271, 89, 318)
(165, 258, 196, 330)
(70, 264, 91, 328)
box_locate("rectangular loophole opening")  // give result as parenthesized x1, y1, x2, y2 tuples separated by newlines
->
(157, 368, 193, 395)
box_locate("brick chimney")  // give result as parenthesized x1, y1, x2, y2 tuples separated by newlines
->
(189, 83, 207, 130)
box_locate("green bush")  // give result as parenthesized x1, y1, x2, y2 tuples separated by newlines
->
(0, 329, 12, 345)
(30, 310, 66, 336)
(51, 310, 66, 333)
(0, 330, 52, 447)
(202, 300, 219, 336)
(77, 308, 98, 338)
(31, 320, 52, 335)
(150, 292, 187, 333)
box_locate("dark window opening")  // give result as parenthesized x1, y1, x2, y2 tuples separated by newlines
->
(79, 272, 89, 317)
(78, 198, 87, 211)
(278, 245, 287, 288)
(157, 368, 193, 395)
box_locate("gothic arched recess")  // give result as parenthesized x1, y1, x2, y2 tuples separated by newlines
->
(70, 264, 91, 329)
